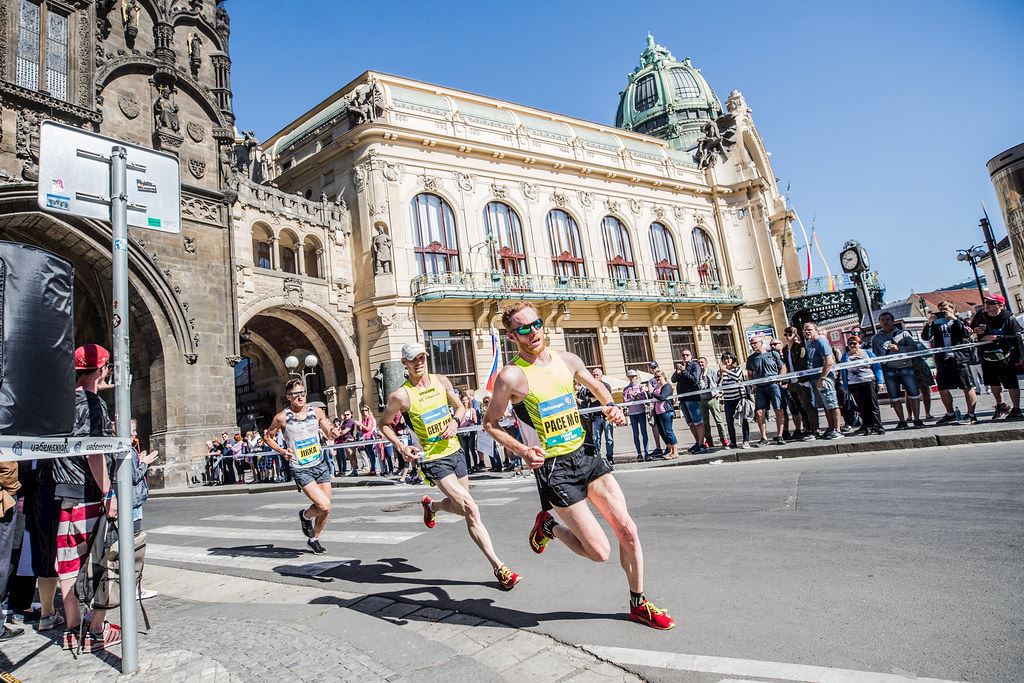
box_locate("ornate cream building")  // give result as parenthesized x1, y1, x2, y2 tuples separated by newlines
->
(262, 36, 801, 400)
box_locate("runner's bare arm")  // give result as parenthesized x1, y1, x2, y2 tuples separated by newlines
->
(379, 388, 417, 462)
(561, 351, 626, 426)
(437, 374, 464, 439)
(264, 413, 293, 460)
(484, 365, 545, 467)
(314, 407, 340, 439)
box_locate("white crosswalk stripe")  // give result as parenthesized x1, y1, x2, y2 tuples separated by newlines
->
(200, 514, 459, 525)
(147, 525, 422, 545)
(258, 496, 519, 511)
(146, 543, 353, 576)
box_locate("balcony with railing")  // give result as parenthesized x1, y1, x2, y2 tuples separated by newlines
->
(411, 271, 744, 304)
(786, 271, 883, 298)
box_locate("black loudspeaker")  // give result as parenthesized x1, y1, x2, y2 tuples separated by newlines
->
(0, 241, 75, 436)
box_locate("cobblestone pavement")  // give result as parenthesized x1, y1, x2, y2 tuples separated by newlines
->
(0, 566, 642, 683)
(1, 596, 398, 682)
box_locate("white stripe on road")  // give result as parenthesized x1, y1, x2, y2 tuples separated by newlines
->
(200, 514, 460, 525)
(582, 645, 962, 683)
(147, 525, 422, 545)
(259, 496, 520, 511)
(146, 543, 353, 576)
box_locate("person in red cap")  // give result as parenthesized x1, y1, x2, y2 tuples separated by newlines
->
(970, 294, 1023, 420)
(51, 344, 122, 652)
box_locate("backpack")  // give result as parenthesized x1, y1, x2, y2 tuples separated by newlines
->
(75, 517, 148, 611)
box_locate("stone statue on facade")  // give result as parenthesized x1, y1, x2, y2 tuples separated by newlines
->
(123, 0, 141, 46)
(372, 366, 386, 411)
(694, 112, 737, 169)
(372, 225, 393, 275)
(154, 85, 181, 133)
(188, 32, 202, 76)
(344, 83, 382, 125)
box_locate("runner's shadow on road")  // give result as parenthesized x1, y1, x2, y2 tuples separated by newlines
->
(312, 557, 492, 589)
(311, 586, 623, 629)
(207, 544, 310, 560)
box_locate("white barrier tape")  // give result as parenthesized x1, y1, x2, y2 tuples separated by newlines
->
(0, 435, 131, 462)
(5, 341, 993, 464)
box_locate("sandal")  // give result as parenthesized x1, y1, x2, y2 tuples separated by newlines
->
(82, 622, 122, 653)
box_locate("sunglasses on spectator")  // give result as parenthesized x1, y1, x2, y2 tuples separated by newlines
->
(287, 391, 306, 398)
(514, 318, 544, 336)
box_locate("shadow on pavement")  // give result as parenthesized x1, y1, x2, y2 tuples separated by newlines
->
(311, 586, 624, 630)
(313, 557, 494, 589)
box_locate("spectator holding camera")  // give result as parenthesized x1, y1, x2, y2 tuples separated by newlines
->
(970, 294, 1023, 420)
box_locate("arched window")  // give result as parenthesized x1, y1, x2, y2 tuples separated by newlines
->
(669, 69, 701, 99)
(649, 222, 678, 281)
(602, 216, 636, 280)
(411, 193, 460, 274)
(483, 202, 526, 275)
(633, 74, 658, 112)
(252, 223, 273, 269)
(546, 209, 585, 277)
(278, 230, 298, 274)
(691, 227, 721, 285)
(303, 236, 322, 279)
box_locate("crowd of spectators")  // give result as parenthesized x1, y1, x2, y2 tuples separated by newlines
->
(201, 295, 1022, 484)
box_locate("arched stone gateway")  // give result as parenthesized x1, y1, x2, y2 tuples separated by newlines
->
(238, 302, 361, 429)
(0, 184, 236, 488)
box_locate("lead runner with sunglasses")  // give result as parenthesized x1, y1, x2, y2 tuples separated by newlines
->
(483, 302, 676, 630)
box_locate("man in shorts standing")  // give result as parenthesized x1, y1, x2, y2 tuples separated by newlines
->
(485, 303, 675, 630)
(265, 379, 341, 554)
(803, 323, 843, 439)
(970, 294, 1023, 420)
(922, 301, 978, 424)
(870, 312, 924, 429)
(379, 342, 520, 591)
(745, 336, 787, 446)
(51, 344, 120, 652)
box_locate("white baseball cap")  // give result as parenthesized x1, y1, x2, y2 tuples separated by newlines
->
(402, 342, 427, 361)
(626, 369, 638, 377)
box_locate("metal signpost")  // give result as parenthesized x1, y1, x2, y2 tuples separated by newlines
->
(38, 121, 181, 674)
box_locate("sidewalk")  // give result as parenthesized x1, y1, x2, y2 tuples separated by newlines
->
(153, 392, 1022, 498)
(0, 566, 638, 683)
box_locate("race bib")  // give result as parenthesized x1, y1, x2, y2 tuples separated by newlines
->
(538, 393, 583, 449)
(420, 405, 451, 443)
(294, 436, 322, 466)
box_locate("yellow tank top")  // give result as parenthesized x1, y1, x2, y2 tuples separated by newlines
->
(403, 374, 460, 461)
(512, 352, 585, 458)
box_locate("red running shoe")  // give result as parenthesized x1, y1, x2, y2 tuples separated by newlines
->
(529, 510, 553, 554)
(421, 495, 436, 529)
(495, 565, 521, 591)
(629, 599, 675, 630)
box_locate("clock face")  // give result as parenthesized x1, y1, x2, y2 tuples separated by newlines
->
(841, 249, 860, 271)
(859, 249, 870, 269)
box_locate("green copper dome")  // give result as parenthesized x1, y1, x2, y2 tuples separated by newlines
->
(615, 34, 723, 151)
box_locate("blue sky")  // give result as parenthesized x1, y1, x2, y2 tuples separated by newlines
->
(227, 1, 1022, 301)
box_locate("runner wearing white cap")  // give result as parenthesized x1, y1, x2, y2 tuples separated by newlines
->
(379, 342, 521, 591)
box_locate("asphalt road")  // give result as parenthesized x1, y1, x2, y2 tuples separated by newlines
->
(144, 443, 1024, 682)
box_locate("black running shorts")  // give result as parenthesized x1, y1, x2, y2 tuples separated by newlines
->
(290, 457, 332, 488)
(421, 450, 468, 487)
(534, 445, 613, 508)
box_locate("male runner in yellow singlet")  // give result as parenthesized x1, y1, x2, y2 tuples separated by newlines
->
(484, 302, 675, 629)
(265, 378, 341, 555)
(379, 342, 521, 591)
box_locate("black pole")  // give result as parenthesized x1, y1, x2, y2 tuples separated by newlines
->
(969, 258, 985, 303)
(979, 215, 1013, 313)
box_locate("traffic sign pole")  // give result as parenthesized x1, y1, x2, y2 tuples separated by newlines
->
(111, 145, 138, 674)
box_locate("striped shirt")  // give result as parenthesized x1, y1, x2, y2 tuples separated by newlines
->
(718, 366, 746, 401)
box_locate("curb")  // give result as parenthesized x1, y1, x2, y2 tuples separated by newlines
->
(150, 426, 1024, 499)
